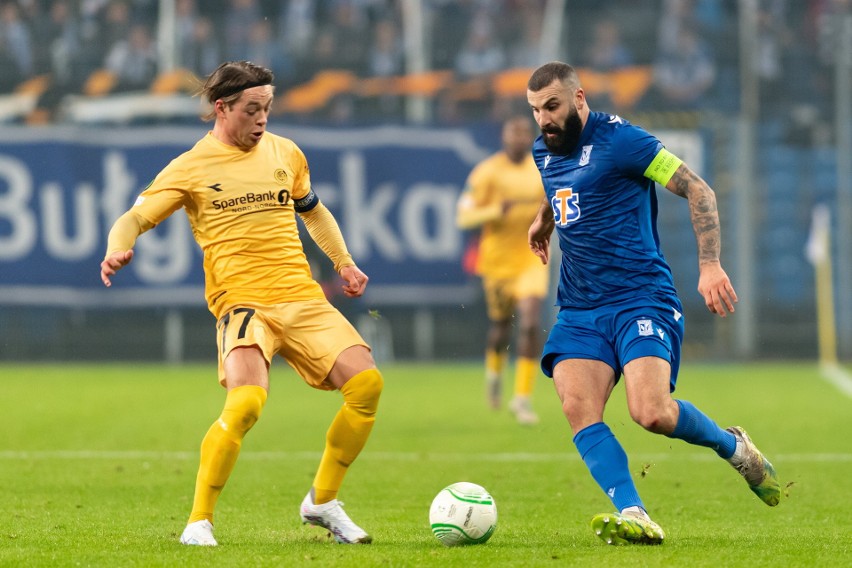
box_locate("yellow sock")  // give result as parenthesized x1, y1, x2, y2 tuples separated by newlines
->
(513, 357, 538, 397)
(485, 350, 507, 382)
(313, 369, 383, 504)
(187, 385, 267, 524)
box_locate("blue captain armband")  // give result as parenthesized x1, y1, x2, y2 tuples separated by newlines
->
(643, 148, 683, 186)
(294, 189, 319, 213)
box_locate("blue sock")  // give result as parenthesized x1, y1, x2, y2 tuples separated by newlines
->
(573, 422, 643, 512)
(669, 400, 737, 458)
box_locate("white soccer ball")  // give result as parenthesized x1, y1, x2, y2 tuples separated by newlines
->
(429, 482, 497, 546)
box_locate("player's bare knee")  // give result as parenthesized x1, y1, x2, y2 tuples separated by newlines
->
(631, 411, 662, 432)
(487, 322, 511, 349)
(629, 405, 674, 434)
(561, 400, 599, 432)
(517, 320, 538, 339)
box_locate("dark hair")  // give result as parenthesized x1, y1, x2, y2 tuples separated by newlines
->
(503, 114, 534, 131)
(527, 61, 580, 92)
(199, 61, 274, 120)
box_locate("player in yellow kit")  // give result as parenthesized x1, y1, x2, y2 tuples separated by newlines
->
(456, 116, 550, 424)
(100, 61, 381, 546)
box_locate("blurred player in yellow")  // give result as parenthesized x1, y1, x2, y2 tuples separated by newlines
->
(456, 116, 549, 424)
(100, 61, 381, 546)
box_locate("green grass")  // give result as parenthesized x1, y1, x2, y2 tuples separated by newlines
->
(1, 361, 851, 567)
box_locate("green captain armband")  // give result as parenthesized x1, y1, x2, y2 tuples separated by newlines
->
(643, 148, 683, 186)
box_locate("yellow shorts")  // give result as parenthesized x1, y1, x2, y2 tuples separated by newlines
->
(215, 299, 369, 390)
(483, 262, 550, 321)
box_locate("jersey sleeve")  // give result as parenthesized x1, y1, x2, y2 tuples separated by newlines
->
(132, 162, 191, 225)
(611, 123, 664, 179)
(290, 143, 312, 200)
(467, 161, 497, 205)
(455, 160, 502, 229)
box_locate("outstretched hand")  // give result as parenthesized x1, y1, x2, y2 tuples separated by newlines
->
(339, 264, 369, 298)
(697, 261, 738, 317)
(100, 250, 134, 287)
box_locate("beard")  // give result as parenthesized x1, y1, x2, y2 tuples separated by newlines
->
(541, 106, 583, 155)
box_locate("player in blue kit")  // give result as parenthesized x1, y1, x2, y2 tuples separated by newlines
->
(525, 62, 780, 545)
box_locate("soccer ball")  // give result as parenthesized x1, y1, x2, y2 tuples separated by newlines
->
(429, 482, 497, 546)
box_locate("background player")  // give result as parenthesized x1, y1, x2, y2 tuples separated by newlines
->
(525, 61, 780, 545)
(456, 115, 550, 425)
(100, 61, 381, 546)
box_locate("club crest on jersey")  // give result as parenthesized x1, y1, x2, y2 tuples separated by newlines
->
(579, 145, 593, 166)
(274, 169, 288, 183)
(551, 188, 580, 226)
(637, 319, 653, 336)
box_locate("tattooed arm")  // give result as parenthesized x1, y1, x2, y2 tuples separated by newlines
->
(665, 164, 739, 317)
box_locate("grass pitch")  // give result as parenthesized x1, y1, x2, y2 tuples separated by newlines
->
(1, 361, 851, 567)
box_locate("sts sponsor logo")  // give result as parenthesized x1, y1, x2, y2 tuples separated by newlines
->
(551, 188, 580, 226)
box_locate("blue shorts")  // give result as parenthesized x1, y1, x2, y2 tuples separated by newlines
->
(541, 295, 685, 392)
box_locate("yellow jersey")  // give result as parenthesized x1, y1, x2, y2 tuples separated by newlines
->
(463, 152, 544, 280)
(131, 131, 325, 319)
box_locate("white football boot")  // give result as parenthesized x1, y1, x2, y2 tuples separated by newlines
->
(509, 396, 540, 425)
(179, 519, 217, 546)
(300, 492, 372, 544)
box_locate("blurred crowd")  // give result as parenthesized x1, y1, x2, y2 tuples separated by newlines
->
(0, 0, 848, 128)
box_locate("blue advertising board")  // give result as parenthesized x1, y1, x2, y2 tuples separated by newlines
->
(0, 125, 497, 308)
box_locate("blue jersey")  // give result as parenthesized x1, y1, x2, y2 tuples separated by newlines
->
(533, 111, 678, 308)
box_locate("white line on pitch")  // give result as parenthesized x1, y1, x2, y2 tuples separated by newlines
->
(820, 362, 852, 398)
